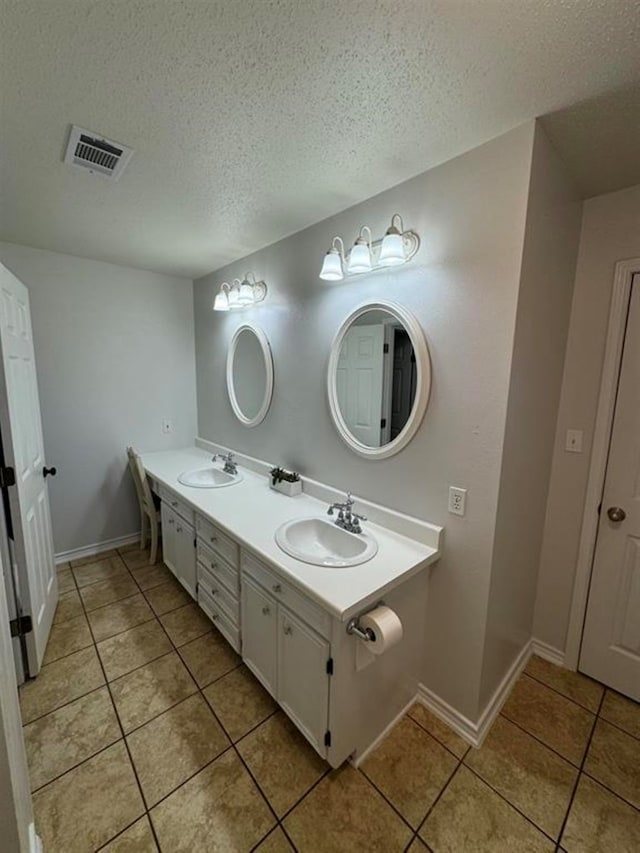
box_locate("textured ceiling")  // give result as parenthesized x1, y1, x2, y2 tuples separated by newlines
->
(1, 1, 639, 279)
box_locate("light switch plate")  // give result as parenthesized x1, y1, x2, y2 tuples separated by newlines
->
(448, 486, 467, 517)
(565, 429, 583, 453)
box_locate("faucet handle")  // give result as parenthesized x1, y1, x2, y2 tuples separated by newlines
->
(352, 512, 367, 522)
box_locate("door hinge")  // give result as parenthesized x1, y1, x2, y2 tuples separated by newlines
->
(193, 537, 197, 548)
(326, 657, 334, 675)
(383, 343, 389, 354)
(324, 730, 332, 748)
(380, 418, 387, 429)
(9, 615, 33, 638)
(0, 466, 16, 488)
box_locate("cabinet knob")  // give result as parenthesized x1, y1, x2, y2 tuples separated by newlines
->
(168, 519, 174, 525)
(283, 624, 293, 636)
(210, 562, 217, 570)
(262, 605, 270, 616)
(272, 583, 282, 594)
(177, 526, 182, 533)
(211, 612, 219, 621)
(210, 536, 217, 543)
(171, 501, 178, 507)
(212, 588, 218, 596)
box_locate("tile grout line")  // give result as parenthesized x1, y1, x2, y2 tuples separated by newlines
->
(523, 668, 604, 714)
(498, 709, 591, 769)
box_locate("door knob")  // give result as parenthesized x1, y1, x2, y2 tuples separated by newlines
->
(43, 466, 57, 478)
(607, 506, 626, 522)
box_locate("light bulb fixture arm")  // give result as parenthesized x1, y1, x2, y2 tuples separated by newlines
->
(331, 236, 346, 262)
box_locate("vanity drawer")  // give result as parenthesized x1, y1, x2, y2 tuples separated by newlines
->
(197, 561, 240, 624)
(196, 515, 239, 568)
(198, 585, 240, 653)
(197, 541, 239, 596)
(241, 550, 331, 639)
(158, 485, 194, 525)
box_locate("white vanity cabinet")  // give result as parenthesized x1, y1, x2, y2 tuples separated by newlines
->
(159, 487, 196, 598)
(241, 550, 332, 755)
(195, 515, 241, 653)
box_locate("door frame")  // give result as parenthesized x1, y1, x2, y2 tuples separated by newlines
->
(565, 257, 640, 669)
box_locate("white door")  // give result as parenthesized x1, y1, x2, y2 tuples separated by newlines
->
(175, 519, 196, 598)
(277, 605, 329, 755)
(160, 502, 178, 577)
(580, 273, 640, 700)
(336, 324, 384, 446)
(0, 263, 57, 677)
(241, 576, 277, 697)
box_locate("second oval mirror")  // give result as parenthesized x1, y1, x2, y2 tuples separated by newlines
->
(226, 324, 274, 427)
(327, 301, 431, 458)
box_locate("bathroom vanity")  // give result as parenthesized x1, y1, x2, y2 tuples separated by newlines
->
(142, 446, 441, 767)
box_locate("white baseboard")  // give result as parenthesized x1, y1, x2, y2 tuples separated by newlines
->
(349, 695, 416, 768)
(531, 638, 565, 667)
(417, 640, 533, 748)
(29, 823, 43, 853)
(55, 532, 141, 565)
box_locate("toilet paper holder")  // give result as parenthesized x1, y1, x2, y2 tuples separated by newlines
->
(346, 601, 385, 642)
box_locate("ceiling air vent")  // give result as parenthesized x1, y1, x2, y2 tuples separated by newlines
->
(63, 125, 134, 180)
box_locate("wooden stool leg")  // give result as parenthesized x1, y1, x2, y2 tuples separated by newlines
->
(140, 512, 148, 550)
(149, 513, 158, 566)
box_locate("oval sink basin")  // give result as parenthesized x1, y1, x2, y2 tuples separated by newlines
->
(275, 517, 378, 568)
(177, 467, 243, 489)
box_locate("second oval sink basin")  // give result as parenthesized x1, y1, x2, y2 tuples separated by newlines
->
(177, 467, 243, 488)
(275, 517, 378, 567)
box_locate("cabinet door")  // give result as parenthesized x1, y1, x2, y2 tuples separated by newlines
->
(277, 606, 330, 754)
(241, 575, 277, 697)
(160, 502, 178, 578)
(175, 520, 196, 598)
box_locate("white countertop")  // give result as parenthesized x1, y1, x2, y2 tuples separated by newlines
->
(141, 447, 441, 620)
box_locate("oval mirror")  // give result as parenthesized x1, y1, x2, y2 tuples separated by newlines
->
(327, 301, 431, 458)
(226, 324, 274, 427)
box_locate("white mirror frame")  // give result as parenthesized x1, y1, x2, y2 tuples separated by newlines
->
(226, 323, 274, 427)
(327, 300, 431, 459)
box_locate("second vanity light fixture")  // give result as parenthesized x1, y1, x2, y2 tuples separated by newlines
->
(213, 272, 268, 312)
(319, 214, 420, 281)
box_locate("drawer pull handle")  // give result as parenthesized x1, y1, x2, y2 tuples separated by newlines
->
(283, 624, 293, 636)
(168, 519, 174, 525)
(177, 526, 182, 533)
(212, 588, 218, 596)
(210, 536, 217, 543)
(210, 562, 217, 570)
(272, 583, 282, 594)
(262, 606, 270, 616)
(171, 501, 178, 507)
(211, 612, 219, 621)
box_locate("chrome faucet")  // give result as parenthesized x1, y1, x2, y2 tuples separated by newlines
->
(213, 452, 238, 476)
(327, 491, 367, 534)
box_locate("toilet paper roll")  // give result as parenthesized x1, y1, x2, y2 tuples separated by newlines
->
(359, 606, 403, 655)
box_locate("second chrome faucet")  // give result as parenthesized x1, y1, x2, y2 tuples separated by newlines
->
(327, 491, 367, 534)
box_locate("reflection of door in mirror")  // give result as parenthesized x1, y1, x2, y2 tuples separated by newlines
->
(391, 329, 417, 440)
(336, 324, 385, 447)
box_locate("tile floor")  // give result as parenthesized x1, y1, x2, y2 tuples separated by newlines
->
(20, 545, 640, 852)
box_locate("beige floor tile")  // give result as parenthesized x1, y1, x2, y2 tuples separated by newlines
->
(88, 593, 154, 642)
(284, 764, 412, 852)
(502, 674, 594, 765)
(144, 578, 192, 615)
(121, 547, 163, 571)
(101, 816, 158, 852)
(420, 766, 554, 852)
(203, 664, 276, 741)
(361, 716, 457, 828)
(407, 839, 430, 852)
(600, 689, 640, 740)
(525, 656, 604, 712)
(408, 703, 469, 758)
(19, 646, 105, 723)
(72, 555, 129, 588)
(561, 775, 640, 853)
(465, 715, 577, 839)
(584, 718, 640, 808)
(130, 562, 173, 591)
(43, 613, 93, 664)
(23, 686, 120, 790)
(57, 567, 76, 593)
(238, 711, 326, 816)
(255, 827, 295, 852)
(127, 693, 229, 807)
(110, 650, 197, 733)
(150, 749, 275, 852)
(53, 589, 84, 624)
(33, 741, 144, 853)
(160, 602, 213, 647)
(70, 548, 119, 568)
(117, 541, 141, 554)
(80, 573, 139, 611)
(178, 630, 241, 687)
(97, 619, 172, 681)
(57, 560, 71, 571)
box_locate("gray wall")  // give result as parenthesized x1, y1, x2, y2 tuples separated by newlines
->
(534, 183, 640, 652)
(194, 123, 536, 719)
(0, 243, 197, 555)
(480, 126, 582, 707)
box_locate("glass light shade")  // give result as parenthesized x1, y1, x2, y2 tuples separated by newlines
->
(227, 284, 241, 308)
(347, 239, 372, 274)
(379, 231, 405, 266)
(213, 289, 229, 311)
(319, 249, 344, 281)
(238, 280, 254, 305)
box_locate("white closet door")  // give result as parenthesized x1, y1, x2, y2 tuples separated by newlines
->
(336, 324, 385, 447)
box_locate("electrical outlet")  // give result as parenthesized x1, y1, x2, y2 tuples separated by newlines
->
(448, 486, 467, 517)
(161, 418, 172, 434)
(565, 429, 583, 453)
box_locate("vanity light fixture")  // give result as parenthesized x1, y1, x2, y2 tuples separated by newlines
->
(319, 214, 420, 281)
(213, 273, 268, 311)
